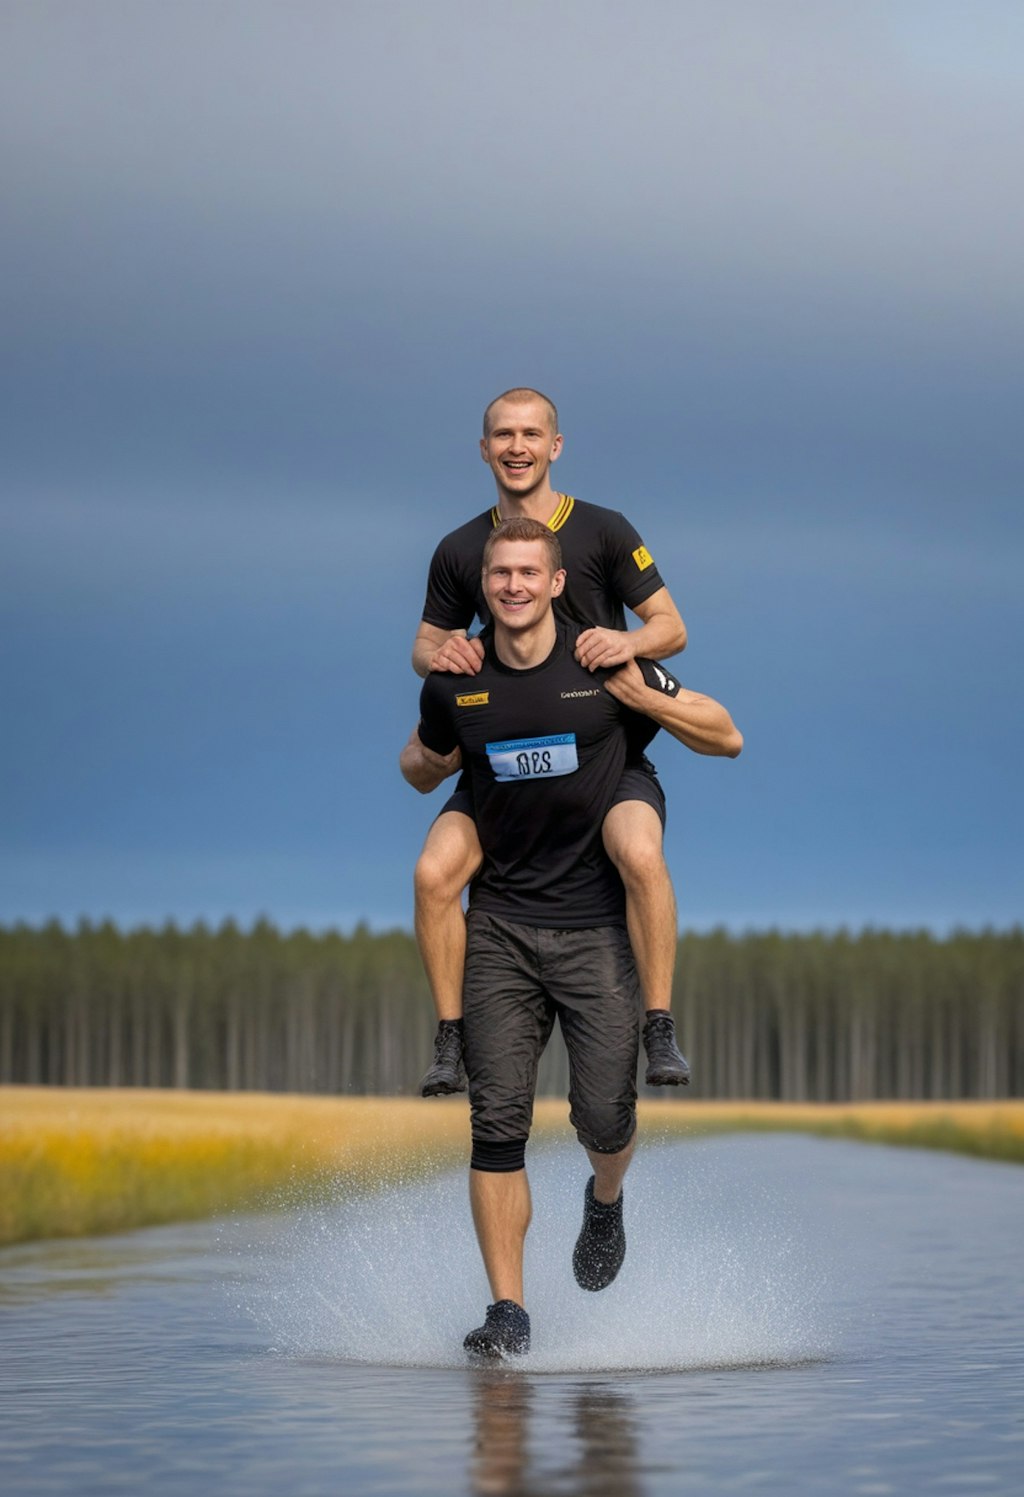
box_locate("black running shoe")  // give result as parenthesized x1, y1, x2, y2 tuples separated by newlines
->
(463, 1300, 531, 1360)
(643, 1010, 691, 1086)
(420, 1020, 467, 1097)
(572, 1175, 626, 1292)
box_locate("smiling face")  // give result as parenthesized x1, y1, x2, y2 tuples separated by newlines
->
(483, 537, 566, 634)
(480, 397, 564, 502)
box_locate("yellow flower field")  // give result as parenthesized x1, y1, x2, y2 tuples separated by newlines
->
(638, 1097, 1024, 1163)
(1, 1087, 1021, 1246)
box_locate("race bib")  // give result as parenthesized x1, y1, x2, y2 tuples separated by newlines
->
(486, 733, 578, 782)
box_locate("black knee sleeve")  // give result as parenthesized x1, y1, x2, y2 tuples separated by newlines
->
(471, 1136, 527, 1173)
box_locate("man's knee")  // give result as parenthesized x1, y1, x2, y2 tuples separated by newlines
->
(414, 847, 461, 905)
(605, 818, 668, 886)
(574, 1104, 636, 1157)
(415, 816, 482, 903)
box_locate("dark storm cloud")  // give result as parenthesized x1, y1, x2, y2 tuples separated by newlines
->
(2, 2, 1022, 929)
(4, 2, 1021, 351)
(3, 1, 1019, 527)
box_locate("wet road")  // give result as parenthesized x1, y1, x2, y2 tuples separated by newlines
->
(2, 1134, 1022, 1495)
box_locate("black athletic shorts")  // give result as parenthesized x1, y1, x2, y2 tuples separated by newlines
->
(437, 757, 666, 828)
(611, 755, 666, 826)
(462, 911, 641, 1156)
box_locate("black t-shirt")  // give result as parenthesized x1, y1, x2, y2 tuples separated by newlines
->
(417, 620, 681, 929)
(421, 495, 666, 634)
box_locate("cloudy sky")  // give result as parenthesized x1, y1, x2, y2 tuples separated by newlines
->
(2, 0, 1021, 934)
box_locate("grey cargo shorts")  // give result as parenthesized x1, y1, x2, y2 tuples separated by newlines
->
(463, 910, 641, 1156)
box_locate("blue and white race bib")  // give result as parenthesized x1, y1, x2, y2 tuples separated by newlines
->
(486, 733, 578, 782)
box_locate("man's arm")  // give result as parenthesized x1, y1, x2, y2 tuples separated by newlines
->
(606, 658, 742, 758)
(399, 727, 463, 793)
(574, 586, 687, 673)
(412, 623, 486, 678)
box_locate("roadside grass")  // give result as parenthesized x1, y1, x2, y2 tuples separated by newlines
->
(0, 1088, 472, 1247)
(1, 1088, 1021, 1246)
(633, 1098, 1024, 1165)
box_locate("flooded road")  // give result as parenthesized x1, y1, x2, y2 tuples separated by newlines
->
(1, 1134, 1021, 1495)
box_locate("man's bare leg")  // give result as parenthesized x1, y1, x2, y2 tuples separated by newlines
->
(414, 810, 482, 1021)
(587, 1130, 636, 1204)
(415, 810, 483, 1096)
(463, 1167, 533, 1358)
(574, 1133, 636, 1290)
(601, 801, 676, 1012)
(602, 801, 690, 1085)
(469, 1167, 532, 1308)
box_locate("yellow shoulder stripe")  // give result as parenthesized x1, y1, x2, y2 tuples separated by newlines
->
(489, 496, 575, 531)
(548, 494, 575, 532)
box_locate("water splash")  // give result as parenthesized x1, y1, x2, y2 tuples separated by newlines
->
(238, 1137, 834, 1373)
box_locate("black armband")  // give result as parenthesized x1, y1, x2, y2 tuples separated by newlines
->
(636, 658, 681, 696)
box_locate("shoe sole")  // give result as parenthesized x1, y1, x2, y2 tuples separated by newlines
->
(421, 1079, 467, 1097)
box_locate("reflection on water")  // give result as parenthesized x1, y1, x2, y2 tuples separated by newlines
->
(1, 1135, 1022, 1497)
(470, 1373, 643, 1497)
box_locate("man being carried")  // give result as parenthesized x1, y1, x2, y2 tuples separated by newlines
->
(414, 387, 691, 1098)
(401, 517, 742, 1359)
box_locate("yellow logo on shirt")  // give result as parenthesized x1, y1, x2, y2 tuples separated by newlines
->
(456, 692, 489, 707)
(632, 545, 654, 571)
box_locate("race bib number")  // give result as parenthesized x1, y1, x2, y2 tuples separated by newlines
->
(486, 733, 578, 782)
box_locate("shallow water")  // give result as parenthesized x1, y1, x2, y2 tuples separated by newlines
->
(1, 1134, 1022, 1495)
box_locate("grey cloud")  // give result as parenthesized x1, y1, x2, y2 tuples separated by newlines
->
(3, 1, 1021, 323)
(2, 1, 1020, 521)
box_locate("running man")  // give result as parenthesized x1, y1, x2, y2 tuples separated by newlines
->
(401, 518, 742, 1358)
(414, 387, 690, 1097)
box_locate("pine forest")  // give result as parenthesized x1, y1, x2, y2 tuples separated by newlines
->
(0, 921, 1020, 1101)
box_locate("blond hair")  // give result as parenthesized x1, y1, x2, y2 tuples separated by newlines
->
(482, 516, 563, 575)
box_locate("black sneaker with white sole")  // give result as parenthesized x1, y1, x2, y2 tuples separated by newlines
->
(572, 1175, 626, 1291)
(463, 1300, 531, 1360)
(420, 1019, 467, 1096)
(642, 1010, 691, 1086)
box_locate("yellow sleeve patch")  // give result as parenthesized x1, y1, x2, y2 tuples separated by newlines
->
(456, 692, 489, 707)
(632, 545, 654, 572)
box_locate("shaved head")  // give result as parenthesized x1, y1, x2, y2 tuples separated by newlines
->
(482, 387, 559, 437)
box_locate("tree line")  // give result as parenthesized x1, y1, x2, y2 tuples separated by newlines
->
(0, 920, 1020, 1100)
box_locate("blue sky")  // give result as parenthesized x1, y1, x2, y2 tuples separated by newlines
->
(2, 1, 1021, 934)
